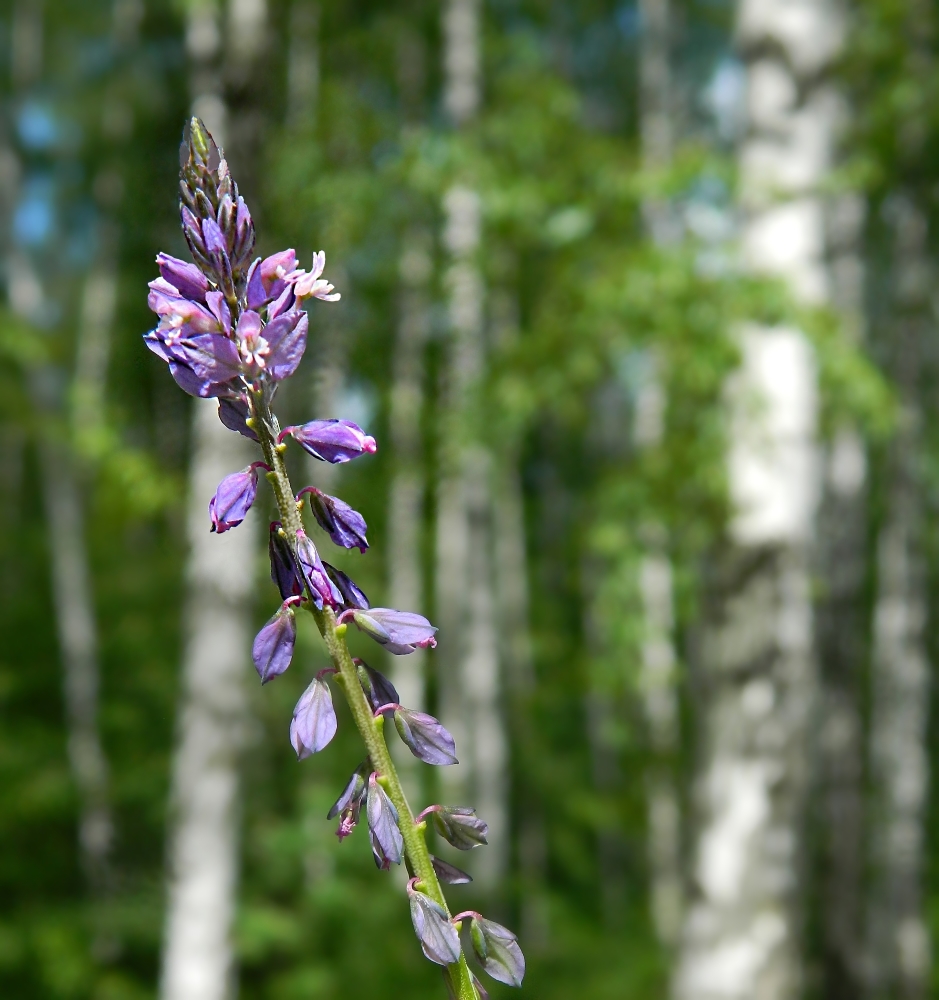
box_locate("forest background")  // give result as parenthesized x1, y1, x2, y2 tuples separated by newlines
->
(1, 1, 935, 999)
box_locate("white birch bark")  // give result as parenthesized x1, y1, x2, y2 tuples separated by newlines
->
(159, 4, 265, 998)
(436, 0, 508, 890)
(672, 3, 842, 997)
(863, 196, 931, 999)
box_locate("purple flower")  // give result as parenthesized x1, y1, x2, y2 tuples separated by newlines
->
(252, 601, 297, 683)
(355, 660, 399, 716)
(209, 463, 267, 533)
(343, 608, 438, 655)
(322, 563, 370, 610)
(366, 773, 403, 869)
(284, 251, 341, 302)
(430, 855, 473, 885)
(466, 916, 526, 987)
(327, 761, 369, 842)
(262, 310, 308, 381)
(156, 252, 208, 303)
(394, 709, 458, 766)
(278, 419, 377, 464)
(295, 530, 342, 609)
(217, 395, 258, 441)
(429, 807, 489, 851)
(290, 677, 338, 759)
(269, 522, 304, 600)
(300, 487, 368, 552)
(407, 886, 461, 966)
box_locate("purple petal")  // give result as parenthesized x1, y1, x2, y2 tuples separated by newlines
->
(208, 468, 258, 533)
(327, 762, 369, 841)
(176, 333, 243, 384)
(284, 419, 377, 464)
(167, 361, 233, 399)
(218, 396, 258, 441)
(356, 661, 399, 715)
(431, 807, 489, 851)
(269, 523, 304, 601)
(429, 855, 473, 885)
(322, 562, 370, 610)
(157, 252, 208, 302)
(366, 773, 403, 869)
(351, 608, 438, 653)
(307, 489, 368, 551)
(246, 258, 267, 309)
(252, 604, 296, 683)
(295, 531, 343, 609)
(468, 917, 525, 987)
(264, 311, 307, 381)
(409, 892, 461, 966)
(290, 677, 338, 758)
(394, 708, 458, 766)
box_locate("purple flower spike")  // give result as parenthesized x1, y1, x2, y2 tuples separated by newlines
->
(327, 761, 369, 842)
(209, 463, 267, 533)
(279, 419, 377, 464)
(431, 807, 489, 851)
(252, 602, 297, 683)
(269, 522, 304, 600)
(346, 608, 438, 655)
(430, 855, 473, 885)
(295, 531, 343, 609)
(467, 916, 526, 988)
(300, 487, 368, 552)
(394, 708, 458, 766)
(366, 773, 403, 869)
(289, 677, 338, 759)
(407, 886, 461, 966)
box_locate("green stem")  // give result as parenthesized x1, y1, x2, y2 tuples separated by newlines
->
(248, 388, 478, 1000)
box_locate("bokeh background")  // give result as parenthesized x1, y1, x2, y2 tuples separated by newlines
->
(1, 0, 934, 998)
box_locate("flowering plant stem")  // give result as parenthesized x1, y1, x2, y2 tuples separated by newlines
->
(249, 388, 478, 1000)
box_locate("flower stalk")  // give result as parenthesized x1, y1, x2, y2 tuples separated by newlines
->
(144, 118, 521, 1000)
(248, 387, 479, 1000)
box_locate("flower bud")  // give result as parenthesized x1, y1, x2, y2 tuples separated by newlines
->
(349, 608, 438, 655)
(394, 708, 458, 766)
(252, 602, 296, 684)
(156, 252, 209, 303)
(366, 773, 403, 869)
(327, 761, 369, 841)
(280, 419, 377, 464)
(209, 466, 260, 533)
(322, 562, 370, 610)
(304, 488, 368, 552)
(431, 807, 489, 851)
(465, 916, 525, 987)
(430, 855, 472, 885)
(217, 395, 258, 441)
(408, 889, 461, 967)
(289, 677, 338, 759)
(269, 522, 303, 600)
(295, 530, 342, 609)
(356, 660, 399, 716)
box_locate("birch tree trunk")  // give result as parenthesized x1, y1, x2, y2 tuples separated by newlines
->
(672, 2, 842, 997)
(636, 0, 683, 948)
(159, 3, 265, 998)
(863, 195, 931, 1000)
(435, 0, 508, 891)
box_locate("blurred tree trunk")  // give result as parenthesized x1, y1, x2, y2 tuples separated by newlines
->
(812, 193, 867, 997)
(672, 2, 842, 997)
(387, 29, 431, 796)
(436, 0, 508, 890)
(636, 0, 683, 949)
(159, 3, 265, 998)
(863, 195, 932, 999)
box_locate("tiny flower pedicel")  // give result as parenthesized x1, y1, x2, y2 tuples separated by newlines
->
(144, 119, 523, 1000)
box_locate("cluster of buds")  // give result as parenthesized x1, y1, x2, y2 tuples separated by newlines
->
(144, 119, 523, 996)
